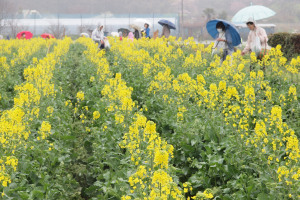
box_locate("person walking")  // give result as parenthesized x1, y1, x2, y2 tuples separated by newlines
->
(161, 25, 170, 38)
(212, 21, 234, 62)
(241, 17, 270, 71)
(241, 17, 270, 57)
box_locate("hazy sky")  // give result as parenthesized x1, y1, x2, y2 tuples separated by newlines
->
(3, 0, 300, 23)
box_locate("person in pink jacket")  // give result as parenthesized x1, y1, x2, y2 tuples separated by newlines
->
(241, 17, 270, 56)
(128, 32, 134, 42)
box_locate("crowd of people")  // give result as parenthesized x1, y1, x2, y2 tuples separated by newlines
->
(0, 18, 270, 61)
(90, 17, 270, 64)
(90, 22, 172, 49)
(212, 17, 270, 62)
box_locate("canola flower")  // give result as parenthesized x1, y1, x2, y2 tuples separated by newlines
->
(2, 35, 297, 199)
(93, 111, 100, 120)
(78, 37, 208, 199)
(108, 36, 299, 198)
(0, 37, 72, 188)
(105, 37, 217, 199)
(0, 39, 53, 81)
(76, 91, 85, 101)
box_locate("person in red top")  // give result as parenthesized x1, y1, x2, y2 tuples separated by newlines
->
(119, 32, 123, 41)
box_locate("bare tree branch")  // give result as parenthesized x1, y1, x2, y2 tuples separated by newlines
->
(6, 15, 28, 38)
(0, 0, 14, 34)
(46, 22, 67, 39)
(77, 21, 94, 35)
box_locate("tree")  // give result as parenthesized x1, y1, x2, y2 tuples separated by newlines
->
(218, 10, 228, 20)
(0, 0, 13, 34)
(203, 8, 216, 21)
(6, 14, 27, 38)
(46, 21, 67, 39)
(77, 21, 94, 35)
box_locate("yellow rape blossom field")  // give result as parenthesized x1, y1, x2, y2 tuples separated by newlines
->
(0, 36, 299, 200)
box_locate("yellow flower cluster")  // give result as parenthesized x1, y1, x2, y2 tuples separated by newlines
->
(78, 37, 188, 199)
(77, 37, 112, 81)
(0, 37, 72, 188)
(76, 91, 85, 101)
(120, 114, 183, 199)
(191, 189, 214, 200)
(38, 121, 52, 140)
(108, 36, 299, 198)
(101, 73, 135, 113)
(1, 39, 50, 74)
(0, 157, 18, 187)
(93, 111, 100, 120)
(0, 57, 10, 78)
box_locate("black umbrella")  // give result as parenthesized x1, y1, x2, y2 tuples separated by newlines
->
(118, 28, 130, 36)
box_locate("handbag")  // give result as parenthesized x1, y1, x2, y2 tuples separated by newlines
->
(104, 39, 110, 49)
(251, 33, 262, 57)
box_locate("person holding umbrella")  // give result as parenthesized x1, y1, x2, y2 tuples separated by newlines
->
(241, 17, 270, 56)
(134, 29, 140, 39)
(17, 31, 33, 40)
(206, 19, 241, 62)
(130, 25, 140, 40)
(161, 25, 170, 38)
(20, 33, 26, 39)
(41, 33, 55, 39)
(214, 22, 234, 61)
(158, 19, 176, 38)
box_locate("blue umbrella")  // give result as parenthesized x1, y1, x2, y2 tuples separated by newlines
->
(206, 19, 241, 46)
(158, 19, 176, 30)
(232, 5, 276, 23)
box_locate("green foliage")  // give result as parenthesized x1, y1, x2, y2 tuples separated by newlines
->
(268, 32, 300, 58)
(1, 38, 299, 199)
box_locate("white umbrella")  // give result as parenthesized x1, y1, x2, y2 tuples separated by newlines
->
(80, 33, 90, 38)
(133, 19, 152, 28)
(111, 32, 119, 37)
(232, 4, 276, 23)
(130, 24, 140, 30)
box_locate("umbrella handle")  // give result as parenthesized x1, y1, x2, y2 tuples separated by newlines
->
(214, 32, 225, 48)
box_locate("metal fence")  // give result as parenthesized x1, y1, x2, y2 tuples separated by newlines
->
(1, 13, 180, 38)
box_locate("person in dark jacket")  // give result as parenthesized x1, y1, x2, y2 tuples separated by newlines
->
(161, 25, 170, 38)
(134, 29, 140, 39)
(130, 25, 140, 39)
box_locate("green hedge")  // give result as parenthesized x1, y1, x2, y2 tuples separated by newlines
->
(268, 32, 300, 58)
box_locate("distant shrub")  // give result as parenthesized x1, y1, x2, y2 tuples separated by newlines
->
(268, 32, 300, 58)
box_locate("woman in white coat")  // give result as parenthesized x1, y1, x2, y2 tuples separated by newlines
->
(241, 18, 270, 56)
(92, 25, 106, 49)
